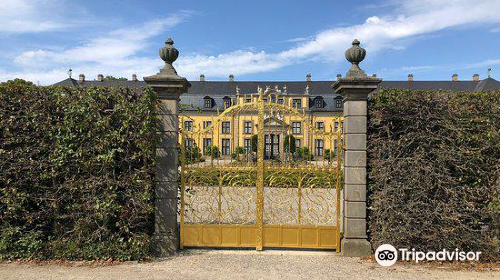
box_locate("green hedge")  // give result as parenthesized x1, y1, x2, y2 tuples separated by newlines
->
(0, 85, 158, 260)
(368, 89, 499, 261)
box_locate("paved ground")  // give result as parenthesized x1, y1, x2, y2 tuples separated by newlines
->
(1, 249, 498, 280)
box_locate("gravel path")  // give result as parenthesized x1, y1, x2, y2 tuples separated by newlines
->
(1, 249, 498, 280)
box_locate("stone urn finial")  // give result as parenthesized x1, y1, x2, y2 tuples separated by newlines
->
(157, 37, 179, 76)
(160, 38, 179, 64)
(345, 39, 367, 78)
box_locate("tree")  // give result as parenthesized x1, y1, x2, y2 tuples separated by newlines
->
(235, 147, 245, 154)
(297, 147, 313, 161)
(323, 149, 333, 161)
(204, 145, 220, 158)
(0, 78, 35, 86)
(104, 76, 128, 81)
(284, 134, 296, 154)
(185, 146, 201, 164)
(251, 134, 258, 153)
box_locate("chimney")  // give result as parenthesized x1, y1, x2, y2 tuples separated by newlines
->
(229, 74, 234, 82)
(306, 74, 312, 83)
(97, 74, 103, 82)
(79, 74, 85, 83)
(473, 74, 479, 82)
(452, 74, 458, 81)
(200, 74, 205, 82)
(408, 74, 414, 82)
(132, 74, 138, 82)
(336, 74, 342, 80)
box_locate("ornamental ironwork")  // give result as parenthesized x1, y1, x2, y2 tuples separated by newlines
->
(179, 87, 344, 250)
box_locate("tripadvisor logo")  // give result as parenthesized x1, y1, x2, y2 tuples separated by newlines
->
(375, 244, 482, 267)
(375, 244, 398, 266)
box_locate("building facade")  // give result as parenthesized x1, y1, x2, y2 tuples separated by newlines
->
(54, 73, 500, 159)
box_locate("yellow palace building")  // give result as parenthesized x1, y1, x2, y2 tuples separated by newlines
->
(179, 74, 344, 159)
(54, 72, 500, 160)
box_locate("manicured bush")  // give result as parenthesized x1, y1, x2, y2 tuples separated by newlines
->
(185, 145, 202, 164)
(204, 145, 220, 158)
(0, 85, 158, 260)
(296, 147, 313, 161)
(284, 134, 296, 153)
(368, 89, 499, 261)
(251, 134, 258, 153)
(235, 146, 245, 155)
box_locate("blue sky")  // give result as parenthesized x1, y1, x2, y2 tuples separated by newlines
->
(0, 0, 499, 85)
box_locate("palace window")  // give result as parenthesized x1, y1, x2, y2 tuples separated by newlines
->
(244, 121, 252, 134)
(315, 139, 324, 156)
(203, 120, 212, 129)
(333, 139, 338, 155)
(316, 122, 325, 131)
(292, 122, 301, 134)
(270, 94, 276, 103)
(222, 139, 230, 155)
(184, 120, 193, 131)
(295, 138, 301, 148)
(278, 98, 284, 104)
(221, 121, 231, 134)
(246, 98, 251, 103)
(203, 96, 212, 108)
(334, 121, 339, 132)
(292, 99, 302, 108)
(315, 97, 324, 108)
(335, 98, 342, 109)
(203, 138, 212, 153)
(223, 97, 231, 109)
(184, 138, 194, 148)
(244, 138, 251, 153)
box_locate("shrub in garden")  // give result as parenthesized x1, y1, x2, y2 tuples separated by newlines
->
(204, 145, 220, 158)
(284, 134, 296, 154)
(185, 145, 202, 164)
(368, 89, 499, 261)
(296, 147, 313, 161)
(0, 85, 158, 260)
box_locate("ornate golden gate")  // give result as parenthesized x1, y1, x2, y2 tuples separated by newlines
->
(179, 87, 343, 250)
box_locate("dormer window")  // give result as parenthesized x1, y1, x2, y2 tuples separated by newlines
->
(315, 97, 324, 108)
(223, 96, 231, 108)
(203, 96, 213, 108)
(334, 96, 343, 109)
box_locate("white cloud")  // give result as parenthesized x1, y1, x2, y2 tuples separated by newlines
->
(376, 58, 500, 78)
(465, 58, 500, 69)
(174, 0, 500, 78)
(14, 11, 193, 67)
(3, 11, 194, 84)
(2, 0, 500, 84)
(0, 0, 84, 33)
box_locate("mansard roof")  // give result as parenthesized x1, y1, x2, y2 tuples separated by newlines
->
(52, 78, 500, 112)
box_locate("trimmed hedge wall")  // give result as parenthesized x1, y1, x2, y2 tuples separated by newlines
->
(0, 85, 158, 260)
(368, 89, 499, 261)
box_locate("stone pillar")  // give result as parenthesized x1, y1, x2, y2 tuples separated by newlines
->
(333, 39, 381, 257)
(144, 38, 191, 256)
